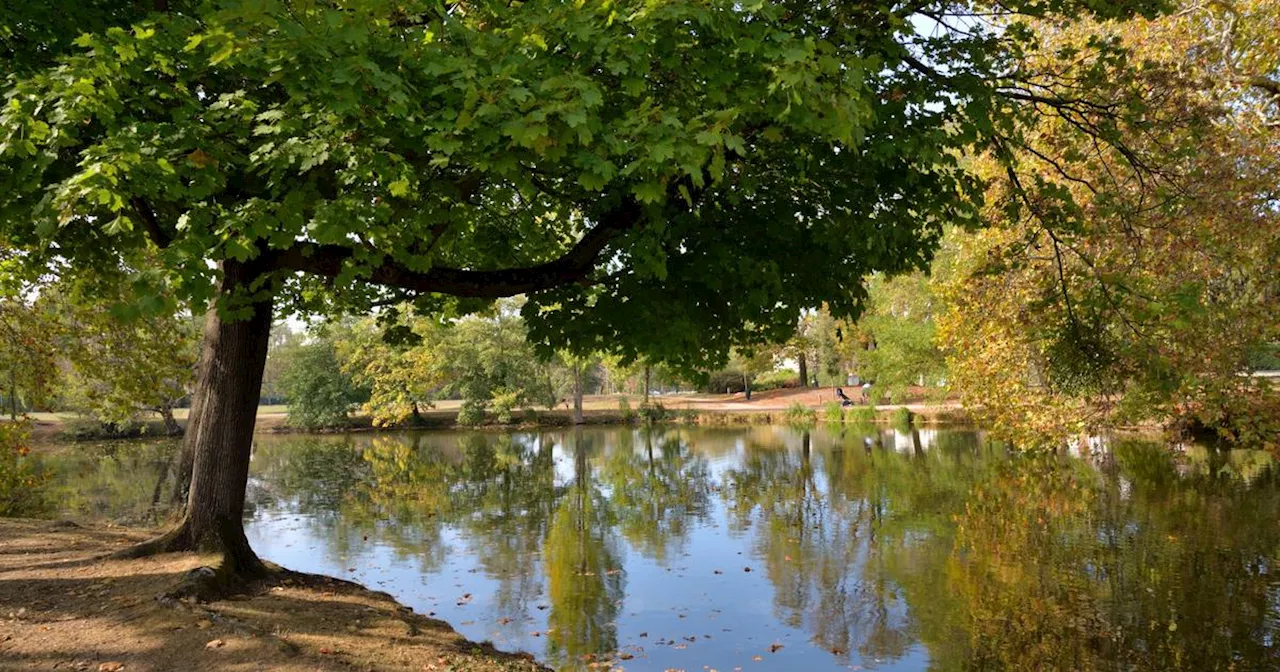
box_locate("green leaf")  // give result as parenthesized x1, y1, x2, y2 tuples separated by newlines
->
(632, 181, 665, 204)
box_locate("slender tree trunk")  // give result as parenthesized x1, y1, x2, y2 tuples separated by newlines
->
(171, 306, 217, 505)
(643, 364, 651, 404)
(798, 352, 809, 389)
(571, 364, 584, 425)
(119, 261, 274, 579)
(743, 373, 752, 401)
(158, 405, 182, 436)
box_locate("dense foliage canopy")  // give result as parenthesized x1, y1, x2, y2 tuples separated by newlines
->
(1, 0, 1168, 372)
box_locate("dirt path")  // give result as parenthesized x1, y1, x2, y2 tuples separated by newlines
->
(0, 519, 545, 672)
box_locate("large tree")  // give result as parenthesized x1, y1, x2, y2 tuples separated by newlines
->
(0, 0, 1162, 582)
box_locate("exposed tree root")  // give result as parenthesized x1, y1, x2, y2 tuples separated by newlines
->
(163, 559, 275, 602)
(108, 516, 271, 601)
(109, 518, 192, 560)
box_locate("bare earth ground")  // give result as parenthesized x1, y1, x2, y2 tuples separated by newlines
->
(0, 519, 546, 672)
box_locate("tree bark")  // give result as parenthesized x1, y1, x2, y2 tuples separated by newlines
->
(171, 306, 217, 505)
(798, 352, 809, 389)
(643, 364, 651, 404)
(571, 364, 584, 425)
(743, 372, 752, 401)
(158, 405, 182, 436)
(119, 261, 274, 579)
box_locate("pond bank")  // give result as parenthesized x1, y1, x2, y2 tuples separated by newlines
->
(24, 384, 972, 442)
(0, 518, 547, 672)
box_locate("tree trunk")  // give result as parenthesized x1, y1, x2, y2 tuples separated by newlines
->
(743, 372, 752, 401)
(158, 405, 183, 436)
(571, 364, 584, 425)
(119, 261, 274, 580)
(798, 352, 809, 389)
(643, 364, 651, 404)
(171, 306, 217, 505)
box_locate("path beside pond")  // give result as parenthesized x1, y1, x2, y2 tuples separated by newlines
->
(0, 519, 546, 672)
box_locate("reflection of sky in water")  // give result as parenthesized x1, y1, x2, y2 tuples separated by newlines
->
(245, 427, 935, 671)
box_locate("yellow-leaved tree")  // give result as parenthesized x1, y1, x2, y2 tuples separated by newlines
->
(938, 0, 1280, 447)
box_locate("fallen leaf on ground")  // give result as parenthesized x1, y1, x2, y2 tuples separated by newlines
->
(205, 639, 225, 650)
(97, 664, 125, 672)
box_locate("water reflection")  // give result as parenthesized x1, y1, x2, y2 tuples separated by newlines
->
(44, 426, 1280, 670)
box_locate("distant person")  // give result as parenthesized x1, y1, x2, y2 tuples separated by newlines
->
(835, 388, 853, 407)
(861, 382, 872, 404)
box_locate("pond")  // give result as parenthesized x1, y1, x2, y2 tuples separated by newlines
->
(40, 425, 1280, 670)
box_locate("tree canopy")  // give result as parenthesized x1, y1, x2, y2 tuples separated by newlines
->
(937, 0, 1280, 445)
(1, 0, 1168, 369)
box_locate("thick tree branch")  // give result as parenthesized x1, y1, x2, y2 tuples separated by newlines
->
(274, 202, 643, 298)
(131, 197, 173, 249)
(1246, 75, 1280, 99)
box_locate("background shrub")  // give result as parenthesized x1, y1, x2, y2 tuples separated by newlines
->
(618, 398, 636, 423)
(0, 420, 49, 517)
(704, 370, 746, 394)
(753, 370, 800, 391)
(456, 397, 487, 426)
(783, 402, 816, 426)
(490, 388, 519, 424)
(847, 405, 877, 426)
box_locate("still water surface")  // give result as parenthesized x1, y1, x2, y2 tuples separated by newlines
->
(45, 425, 1280, 670)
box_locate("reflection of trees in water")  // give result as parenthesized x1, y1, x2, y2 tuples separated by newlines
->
(250, 427, 1280, 670)
(452, 432, 559, 620)
(45, 439, 182, 523)
(600, 427, 713, 562)
(722, 428, 984, 664)
(723, 429, 1280, 670)
(545, 429, 624, 666)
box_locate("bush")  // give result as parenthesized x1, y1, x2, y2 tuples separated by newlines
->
(705, 370, 746, 394)
(754, 370, 800, 391)
(281, 341, 362, 429)
(783, 402, 816, 426)
(891, 407, 913, 430)
(823, 401, 845, 423)
(847, 405, 876, 426)
(1245, 343, 1280, 371)
(456, 397, 487, 426)
(639, 401, 668, 424)
(618, 397, 636, 423)
(490, 388, 519, 424)
(1, 420, 49, 517)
